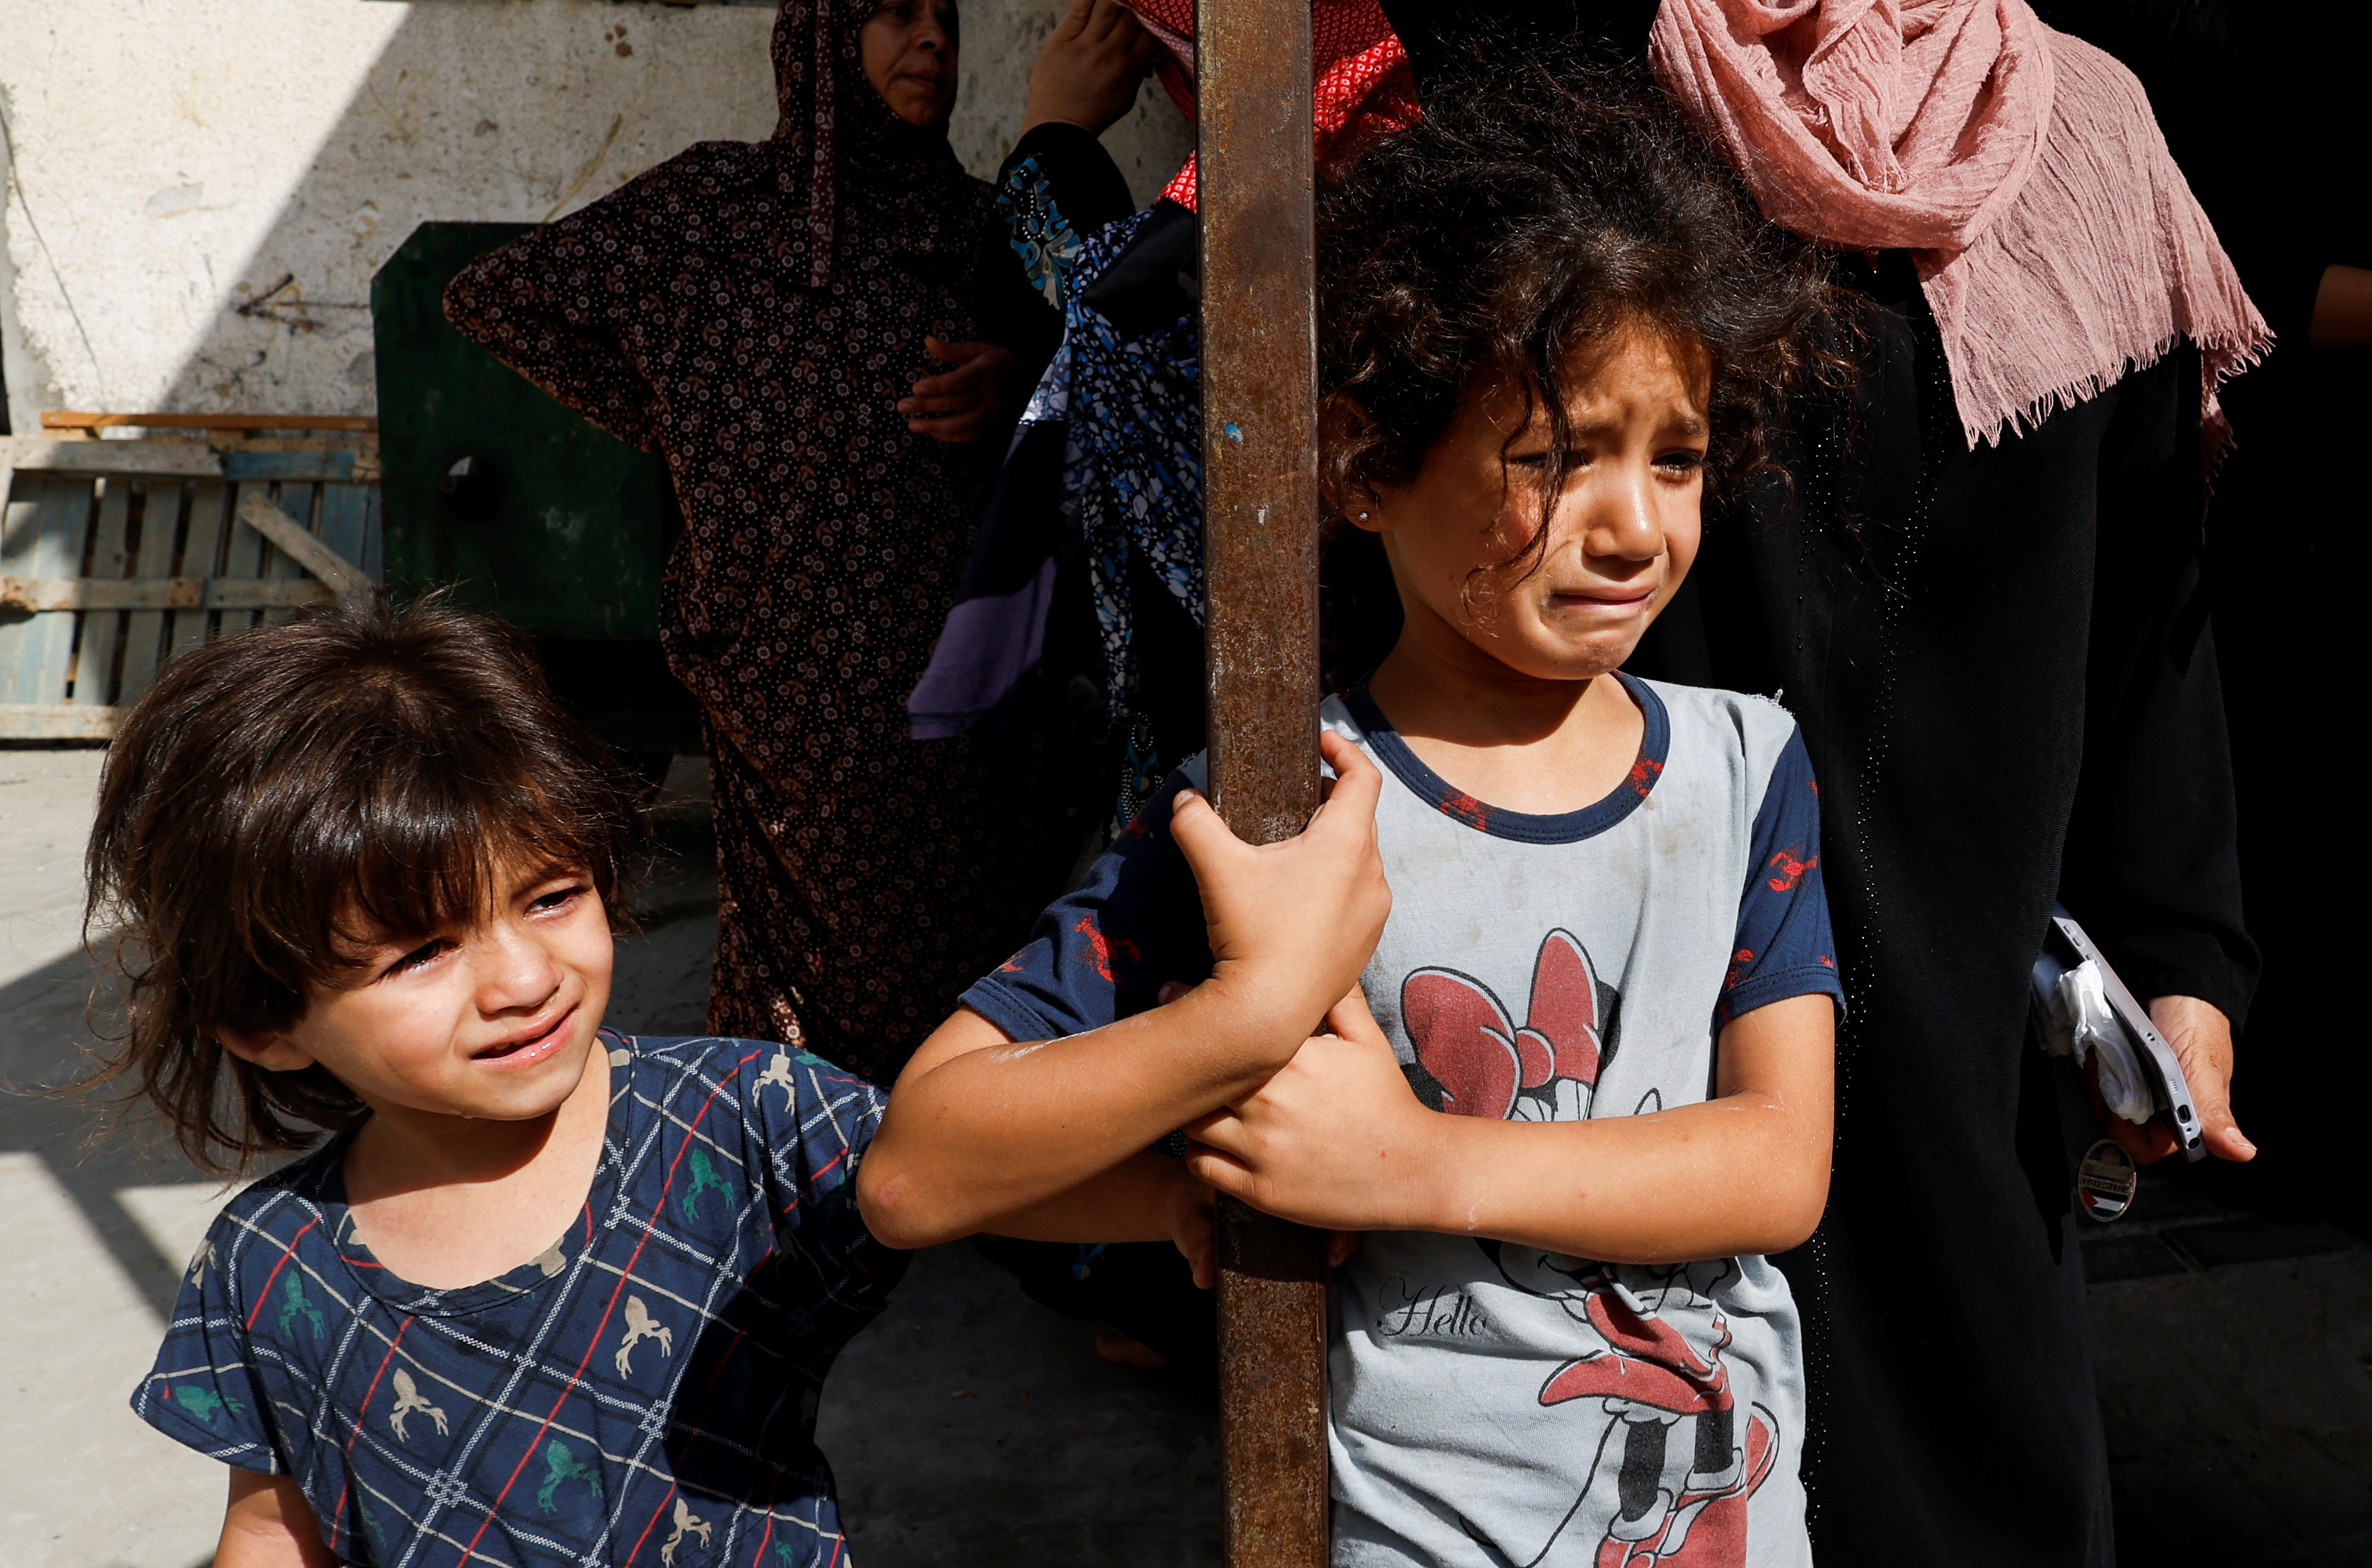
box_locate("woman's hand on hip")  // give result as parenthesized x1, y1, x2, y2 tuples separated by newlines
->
(902, 337, 1018, 444)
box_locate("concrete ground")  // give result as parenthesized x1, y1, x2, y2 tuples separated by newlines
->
(2, 747, 2363, 1567)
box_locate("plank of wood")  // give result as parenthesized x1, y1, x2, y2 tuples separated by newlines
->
(0, 702, 120, 740)
(42, 412, 377, 433)
(71, 478, 136, 706)
(1197, 0, 1329, 1564)
(216, 482, 271, 635)
(0, 473, 52, 706)
(221, 450, 359, 483)
(315, 483, 376, 584)
(0, 475, 96, 705)
(0, 437, 223, 478)
(257, 483, 318, 626)
(115, 479, 188, 705)
(235, 492, 372, 600)
(360, 484, 385, 581)
(168, 481, 232, 662)
(279, 481, 374, 628)
(0, 577, 332, 612)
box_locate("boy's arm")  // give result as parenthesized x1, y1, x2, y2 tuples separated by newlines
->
(1186, 991, 1834, 1262)
(859, 734, 1390, 1250)
(216, 1471, 335, 1568)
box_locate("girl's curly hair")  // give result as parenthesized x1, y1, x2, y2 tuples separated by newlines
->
(1317, 57, 1846, 579)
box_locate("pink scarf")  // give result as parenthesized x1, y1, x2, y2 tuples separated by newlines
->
(1649, 0, 2269, 447)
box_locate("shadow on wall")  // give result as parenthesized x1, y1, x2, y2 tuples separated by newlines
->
(3, 2, 771, 422)
(148, 1, 785, 418)
(951, 0, 1195, 206)
(0, 0, 1189, 425)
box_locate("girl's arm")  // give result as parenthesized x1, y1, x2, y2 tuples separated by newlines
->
(861, 996, 1295, 1250)
(1186, 991, 1834, 1262)
(858, 735, 1391, 1250)
(983, 1150, 1218, 1288)
(216, 1471, 335, 1568)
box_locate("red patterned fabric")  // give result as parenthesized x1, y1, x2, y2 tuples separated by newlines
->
(1122, 0, 1421, 209)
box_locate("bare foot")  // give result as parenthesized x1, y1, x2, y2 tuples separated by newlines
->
(1095, 1331, 1171, 1371)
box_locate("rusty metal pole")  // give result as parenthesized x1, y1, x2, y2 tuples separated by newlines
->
(1196, 1, 1328, 1565)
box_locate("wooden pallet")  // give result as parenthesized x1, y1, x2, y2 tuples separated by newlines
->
(0, 437, 379, 740)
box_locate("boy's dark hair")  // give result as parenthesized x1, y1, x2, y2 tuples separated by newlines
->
(83, 596, 646, 1175)
(1317, 57, 1844, 578)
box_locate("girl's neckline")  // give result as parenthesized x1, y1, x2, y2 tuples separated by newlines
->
(315, 1031, 633, 1318)
(1340, 672, 1670, 846)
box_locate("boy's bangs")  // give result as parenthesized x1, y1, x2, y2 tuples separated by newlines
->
(330, 766, 609, 967)
(237, 692, 635, 995)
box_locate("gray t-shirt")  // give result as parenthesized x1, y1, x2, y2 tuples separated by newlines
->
(964, 676, 1841, 1567)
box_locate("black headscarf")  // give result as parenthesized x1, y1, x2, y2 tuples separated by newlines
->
(724, 0, 984, 287)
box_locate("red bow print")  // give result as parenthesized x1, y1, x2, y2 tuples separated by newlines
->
(1400, 928, 1607, 1121)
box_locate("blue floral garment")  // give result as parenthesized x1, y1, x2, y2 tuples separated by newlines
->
(997, 153, 1089, 304)
(911, 195, 1206, 823)
(1062, 216, 1204, 649)
(915, 137, 1210, 823)
(1053, 207, 1205, 817)
(132, 1035, 903, 1567)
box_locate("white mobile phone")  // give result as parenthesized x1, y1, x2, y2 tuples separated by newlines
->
(2044, 904, 2206, 1162)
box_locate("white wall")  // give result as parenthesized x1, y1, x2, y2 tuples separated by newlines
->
(0, 0, 1189, 429)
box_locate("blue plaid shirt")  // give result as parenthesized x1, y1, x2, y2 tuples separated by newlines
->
(133, 1034, 904, 1567)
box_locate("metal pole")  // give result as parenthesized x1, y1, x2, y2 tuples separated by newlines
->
(1196, 1, 1328, 1564)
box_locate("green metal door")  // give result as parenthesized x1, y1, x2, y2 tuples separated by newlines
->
(373, 222, 699, 760)
(372, 221, 674, 640)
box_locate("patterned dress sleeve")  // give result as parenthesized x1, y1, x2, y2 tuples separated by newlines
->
(1721, 727, 1846, 1025)
(443, 204, 664, 453)
(995, 121, 1139, 309)
(958, 763, 1217, 1041)
(130, 1206, 286, 1475)
(970, 216, 1065, 389)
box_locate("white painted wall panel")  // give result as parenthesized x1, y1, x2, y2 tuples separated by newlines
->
(0, 0, 1189, 427)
